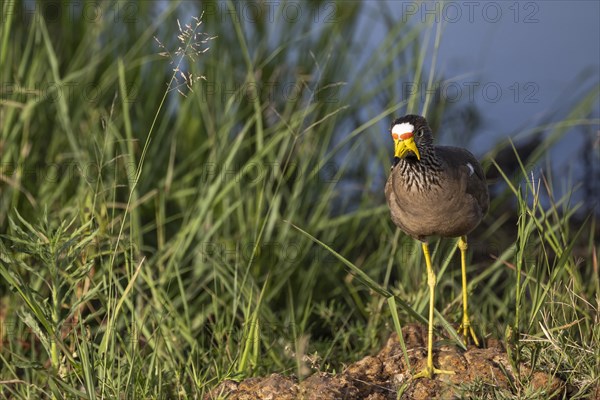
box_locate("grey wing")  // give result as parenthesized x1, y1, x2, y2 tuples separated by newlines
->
(442, 147, 489, 216)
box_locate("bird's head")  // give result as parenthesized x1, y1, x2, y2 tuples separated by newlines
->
(390, 115, 433, 167)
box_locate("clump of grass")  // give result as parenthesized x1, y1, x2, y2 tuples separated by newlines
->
(480, 142, 599, 398)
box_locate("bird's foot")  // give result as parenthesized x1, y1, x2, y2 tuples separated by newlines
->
(413, 365, 455, 379)
(459, 315, 480, 347)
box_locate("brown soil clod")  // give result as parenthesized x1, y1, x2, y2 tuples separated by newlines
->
(204, 324, 566, 400)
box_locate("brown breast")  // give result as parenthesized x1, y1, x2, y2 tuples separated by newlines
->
(385, 146, 488, 240)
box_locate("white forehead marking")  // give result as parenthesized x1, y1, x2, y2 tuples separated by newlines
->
(391, 122, 414, 135)
(466, 162, 474, 176)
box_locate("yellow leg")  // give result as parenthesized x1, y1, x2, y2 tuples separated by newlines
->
(413, 242, 455, 379)
(458, 236, 479, 347)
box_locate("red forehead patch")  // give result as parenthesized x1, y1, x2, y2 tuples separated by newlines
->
(392, 132, 414, 140)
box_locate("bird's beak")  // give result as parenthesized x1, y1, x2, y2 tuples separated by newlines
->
(394, 134, 421, 160)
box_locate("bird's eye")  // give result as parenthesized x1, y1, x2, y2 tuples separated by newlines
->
(416, 129, 424, 138)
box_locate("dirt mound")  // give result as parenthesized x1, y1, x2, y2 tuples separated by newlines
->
(205, 324, 565, 399)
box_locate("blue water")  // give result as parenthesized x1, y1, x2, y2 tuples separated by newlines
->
(362, 1, 600, 212)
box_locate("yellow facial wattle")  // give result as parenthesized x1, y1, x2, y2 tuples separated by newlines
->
(393, 132, 421, 160)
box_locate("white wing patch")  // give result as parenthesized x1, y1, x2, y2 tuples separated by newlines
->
(466, 162, 475, 176)
(391, 122, 414, 135)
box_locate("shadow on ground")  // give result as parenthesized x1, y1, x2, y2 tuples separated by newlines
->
(205, 324, 572, 399)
